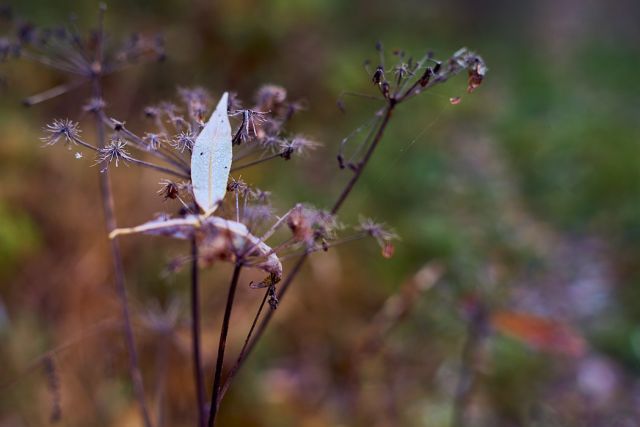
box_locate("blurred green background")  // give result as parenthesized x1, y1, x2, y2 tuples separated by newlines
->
(1, 0, 640, 426)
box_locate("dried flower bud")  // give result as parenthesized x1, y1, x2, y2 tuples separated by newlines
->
(358, 218, 399, 258)
(157, 179, 179, 200)
(372, 65, 385, 85)
(467, 60, 487, 93)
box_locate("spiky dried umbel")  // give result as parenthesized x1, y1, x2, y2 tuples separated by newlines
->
(40, 119, 81, 147)
(96, 136, 134, 170)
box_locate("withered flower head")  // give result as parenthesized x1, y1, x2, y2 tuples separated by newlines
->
(143, 132, 165, 151)
(178, 86, 211, 123)
(41, 119, 81, 147)
(358, 217, 399, 258)
(287, 204, 338, 245)
(157, 179, 180, 200)
(227, 177, 249, 195)
(255, 85, 287, 111)
(171, 131, 195, 153)
(279, 135, 319, 159)
(96, 135, 133, 170)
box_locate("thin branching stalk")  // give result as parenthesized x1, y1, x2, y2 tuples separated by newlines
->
(101, 116, 191, 172)
(69, 134, 188, 178)
(91, 14, 153, 426)
(207, 263, 243, 427)
(230, 150, 287, 172)
(127, 157, 189, 179)
(191, 238, 206, 427)
(331, 104, 394, 215)
(221, 103, 396, 396)
(22, 79, 88, 106)
(219, 288, 269, 399)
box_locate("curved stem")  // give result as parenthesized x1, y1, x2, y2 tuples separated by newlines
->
(191, 238, 206, 427)
(219, 288, 269, 400)
(207, 263, 243, 427)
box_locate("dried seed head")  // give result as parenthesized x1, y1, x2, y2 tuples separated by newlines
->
(157, 179, 180, 200)
(227, 177, 249, 196)
(171, 131, 195, 153)
(255, 84, 287, 111)
(467, 60, 487, 93)
(96, 136, 134, 169)
(178, 86, 211, 123)
(231, 109, 268, 144)
(279, 135, 319, 159)
(287, 204, 338, 245)
(358, 217, 399, 258)
(372, 65, 385, 85)
(143, 132, 165, 151)
(41, 119, 81, 147)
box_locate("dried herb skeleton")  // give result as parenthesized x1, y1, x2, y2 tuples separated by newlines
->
(109, 93, 283, 287)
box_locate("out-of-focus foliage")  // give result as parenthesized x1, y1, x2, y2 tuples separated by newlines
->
(1, 0, 639, 426)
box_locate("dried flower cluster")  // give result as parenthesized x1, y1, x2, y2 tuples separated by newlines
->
(1, 6, 485, 426)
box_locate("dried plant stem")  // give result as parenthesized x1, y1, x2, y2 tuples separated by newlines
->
(230, 150, 286, 172)
(127, 157, 189, 179)
(207, 263, 243, 427)
(331, 105, 393, 215)
(219, 288, 269, 399)
(70, 135, 188, 178)
(190, 238, 206, 427)
(220, 104, 396, 396)
(22, 79, 88, 106)
(93, 78, 153, 427)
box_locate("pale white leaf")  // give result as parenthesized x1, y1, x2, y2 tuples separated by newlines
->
(109, 216, 200, 240)
(191, 92, 232, 214)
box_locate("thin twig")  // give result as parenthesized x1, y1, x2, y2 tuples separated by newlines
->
(92, 20, 153, 427)
(207, 263, 243, 427)
(219, 288, 269, 400)
(191, 238, 206, 427)
(127, 157, 190, 179)
(220, 103, 396, 399)
(230, 150, 286, 172)
(101, 114, 191, 173)
(332, 104, 394, 214)
(22, 79, 88, 106)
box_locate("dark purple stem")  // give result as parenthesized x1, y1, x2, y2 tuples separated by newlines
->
(92, 12, 153, 427)
(191, 238, 206, 427)
(207, 263, 243, 427)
